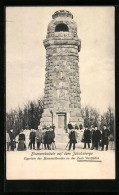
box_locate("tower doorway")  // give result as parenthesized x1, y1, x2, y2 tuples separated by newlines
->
(56, 113, 66, 134)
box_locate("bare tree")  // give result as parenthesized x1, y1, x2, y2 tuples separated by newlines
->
(6, 98, 44, 136)
(81, 105, 100, 128)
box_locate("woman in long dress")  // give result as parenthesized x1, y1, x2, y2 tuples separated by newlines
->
(78, 128, 84, 143)
(17, 130, 26, 151)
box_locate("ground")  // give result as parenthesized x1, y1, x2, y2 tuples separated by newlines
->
(6, 142, 115, 180)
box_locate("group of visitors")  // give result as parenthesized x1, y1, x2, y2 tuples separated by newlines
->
(6, 123, 111, 152)
(68, 122, 110, 151)
(6, 125, 55, 151)
(28, 126, 55, 150)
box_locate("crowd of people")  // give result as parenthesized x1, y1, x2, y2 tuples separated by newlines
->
(6, 122, 113, 152)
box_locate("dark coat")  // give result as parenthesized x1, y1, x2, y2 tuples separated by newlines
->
(44, 131, 51, 144)
(9, 132, 16, 150)
(9, 132, 15, 142)
(29, 132, 36, 143)
(19, 133, 25, 141)
(91, 130, 95, 141)
(17, 140, 26, 151)
(93, 130, 101, 142)
(18, 133, 26, 151)
(50, 131, 55, 142)
(101, 129, 110, 144)
(69, 131, 77, 143)
(48, 131, 54, 144)
(84, 129, 91, 143)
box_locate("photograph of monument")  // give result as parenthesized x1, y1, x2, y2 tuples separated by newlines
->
(6, 7, 115, 180)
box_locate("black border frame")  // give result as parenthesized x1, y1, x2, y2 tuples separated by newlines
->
(0, 0, 119, 192)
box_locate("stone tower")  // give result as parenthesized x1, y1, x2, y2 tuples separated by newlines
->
(40, 10, 84, 133)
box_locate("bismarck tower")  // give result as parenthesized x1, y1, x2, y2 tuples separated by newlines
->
(40, 10, 84, 133)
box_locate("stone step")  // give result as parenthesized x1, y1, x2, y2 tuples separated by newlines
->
(55, 133, 69, 143)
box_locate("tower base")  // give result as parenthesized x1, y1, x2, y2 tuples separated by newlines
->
(40, 108, 84, 132)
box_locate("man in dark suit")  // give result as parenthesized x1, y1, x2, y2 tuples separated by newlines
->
(90, 126, 95, 150)
(68, 127, 77, 150)
(101, 125, 110, 151)
(36, 126, 42, 150)
(9, 129, 15, 151)
(93, 126, 101, 150)
(50, 127, 55, 150)
(29, 129, 36, 150)
(83, 125, 91, 149)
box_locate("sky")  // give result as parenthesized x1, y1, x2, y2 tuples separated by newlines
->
(6, 6, 115, 114)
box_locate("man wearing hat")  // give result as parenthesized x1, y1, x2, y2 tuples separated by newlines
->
(49, 126, 55, 150)
(29, 129, 36, 150)
(9, 129, 16, 151)
(101, 125, 110, 151)
(90, 125, 95, 150)
(93, 125, 101, 150)
(44, 126, 50, 150)
(47, 127, 53, 150)
(36, 126, 42, 150)
(41, 126, 47, 149)
(68, 127, 77, 150)
(83, 125, 91, 149)
(6, 131, 10, 151)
